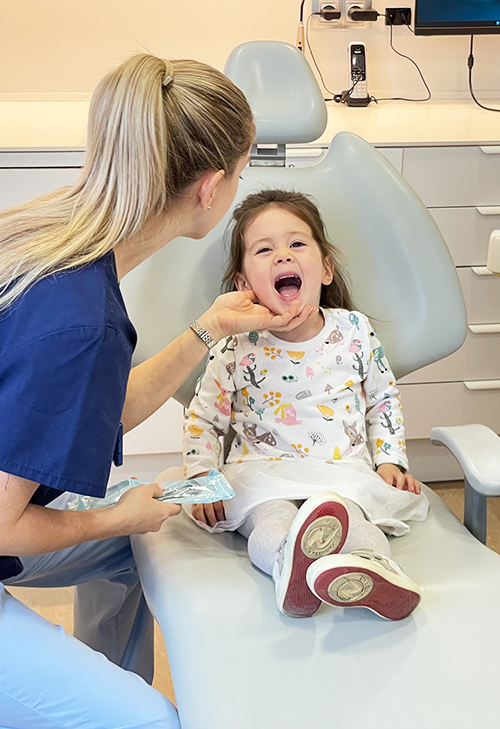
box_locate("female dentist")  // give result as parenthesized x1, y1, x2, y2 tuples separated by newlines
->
(0, 54, 314, 729)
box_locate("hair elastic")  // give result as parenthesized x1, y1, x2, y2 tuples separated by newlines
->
(163, 74, 173, 88)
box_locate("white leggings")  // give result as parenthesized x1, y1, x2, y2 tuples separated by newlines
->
(238, 498, 391, 577)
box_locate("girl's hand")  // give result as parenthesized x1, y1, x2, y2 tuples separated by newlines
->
(198, 291, 317, 341)
(192, 500, 226, 527)
(110, 483, 182, 535)
(376, 463, 421, 495)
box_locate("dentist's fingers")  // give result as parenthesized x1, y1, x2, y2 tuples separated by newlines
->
(269, 303, 318, 331)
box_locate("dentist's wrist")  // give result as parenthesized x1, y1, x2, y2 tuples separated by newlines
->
(195, 312, 224, 346)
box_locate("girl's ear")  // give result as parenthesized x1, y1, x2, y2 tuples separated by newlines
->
(322, 254, 335, 286)
(234, 272, 252, 291)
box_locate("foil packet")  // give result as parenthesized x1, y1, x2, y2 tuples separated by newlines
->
(69, 470, 235, 510)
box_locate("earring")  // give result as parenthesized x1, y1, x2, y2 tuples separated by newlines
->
(207, 205, 212, 210)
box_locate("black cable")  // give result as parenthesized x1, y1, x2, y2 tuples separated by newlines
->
(305, 13, 337, 98)
(305, 10, 430, 105)
(374, 20, 431, 102)
(468, 35, 500, 113)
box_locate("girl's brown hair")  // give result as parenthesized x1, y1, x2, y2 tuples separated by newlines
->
(222, 189, 354, 310)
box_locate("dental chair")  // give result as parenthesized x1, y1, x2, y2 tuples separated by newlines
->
(123, 42, 500, 729)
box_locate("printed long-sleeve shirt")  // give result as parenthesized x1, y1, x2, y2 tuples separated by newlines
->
(183, 309, 409, 478)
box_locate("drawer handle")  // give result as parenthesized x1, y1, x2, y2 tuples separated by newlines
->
(476, 206, 500, 216)
(464, 380, 500, 391)
(472, 266, 495, 276)
(468, 324, 500, 334)
(480, 146, 500, 155)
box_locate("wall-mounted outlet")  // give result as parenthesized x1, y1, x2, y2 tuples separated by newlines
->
(345, 1, 373, 28)
(312, 0, 373, 29)
(317, 1, 341, 26)
(385, 7, 412, 25)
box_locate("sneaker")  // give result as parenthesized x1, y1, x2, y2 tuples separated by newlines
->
(273, 492, 349, 618)
(306, 548, 421, 621)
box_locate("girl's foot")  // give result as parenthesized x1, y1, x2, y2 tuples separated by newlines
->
(273, 492, 349, 618)
(306, 549, 421, 621)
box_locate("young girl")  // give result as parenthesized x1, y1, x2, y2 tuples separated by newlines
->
(183, 189, 429, 621)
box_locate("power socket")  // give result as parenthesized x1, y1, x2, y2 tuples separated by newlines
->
(345, 0, 373, 28)
(318, 1, 341, 25)
(385, 7, 412, 25)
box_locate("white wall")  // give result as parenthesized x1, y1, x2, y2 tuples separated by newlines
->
(1, 0, 499, 99)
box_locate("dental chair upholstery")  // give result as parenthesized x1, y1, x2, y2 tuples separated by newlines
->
(123, 42, 500, 729)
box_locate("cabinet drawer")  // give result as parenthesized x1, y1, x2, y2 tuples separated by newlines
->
(399, 382, 500, 439)
(400, 326, 500, 384)
(456, 267, 500, 324)
(402, 146, 500, 207)
(429, 207, 500, 266)
(0, 168, 80, 210)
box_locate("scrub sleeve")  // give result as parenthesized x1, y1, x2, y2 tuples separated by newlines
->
(0, 253, 180, 729)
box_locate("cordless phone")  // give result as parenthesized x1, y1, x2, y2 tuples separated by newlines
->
(347, 42, 370, 107)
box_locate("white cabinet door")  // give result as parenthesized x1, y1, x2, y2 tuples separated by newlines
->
(0, 168, 81, 210)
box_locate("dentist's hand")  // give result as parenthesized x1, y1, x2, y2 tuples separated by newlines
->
(110, 482, 182, 535)
(198, 291, 317, 342)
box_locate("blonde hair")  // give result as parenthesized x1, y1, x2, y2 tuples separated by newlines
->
(222, 189, 354, 310)
(0, 53, 254, 312)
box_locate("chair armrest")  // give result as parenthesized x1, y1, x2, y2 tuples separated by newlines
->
(430, 424, 500, 496)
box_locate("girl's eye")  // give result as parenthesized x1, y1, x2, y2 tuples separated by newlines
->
(291, 241, 305, 248)
(256, 247, 271, 254)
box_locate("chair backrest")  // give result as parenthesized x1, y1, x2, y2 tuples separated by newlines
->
(120, 41, 467, 407)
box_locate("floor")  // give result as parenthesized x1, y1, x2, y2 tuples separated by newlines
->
(8, 479, 500, 707)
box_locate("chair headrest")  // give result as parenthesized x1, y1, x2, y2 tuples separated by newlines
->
(224, 41, 328, 145)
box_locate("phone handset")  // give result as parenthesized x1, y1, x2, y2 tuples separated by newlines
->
(348, 42, 370, 107)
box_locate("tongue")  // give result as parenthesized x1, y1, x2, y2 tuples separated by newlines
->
(278, 284, 301, 299)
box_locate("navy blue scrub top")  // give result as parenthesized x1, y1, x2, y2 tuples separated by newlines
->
(0, 251, 137, 580)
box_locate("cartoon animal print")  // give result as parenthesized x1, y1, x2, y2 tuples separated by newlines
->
(242, 423, 277, 450)
(214, 379, 231, 417)
(343, 420, 365, 450)
(325, 326, 344, 344)
(242, 364, 266, 388)
(372, 345, 388, 373)
(274, 403, 302, 426)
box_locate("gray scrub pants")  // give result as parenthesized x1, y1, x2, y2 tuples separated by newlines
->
(0, 534, 179, 729)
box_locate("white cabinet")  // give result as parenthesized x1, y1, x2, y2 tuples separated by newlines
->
(398, 143, 500, 460)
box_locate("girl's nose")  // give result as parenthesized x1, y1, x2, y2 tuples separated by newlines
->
(275, 251, 294, 264)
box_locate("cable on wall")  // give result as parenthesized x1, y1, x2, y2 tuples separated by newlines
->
(304, 9, 431, 105)
(374, 19, 431, 102)
(468, 35, 500, 113)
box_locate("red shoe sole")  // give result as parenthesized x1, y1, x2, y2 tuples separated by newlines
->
(311, 565, 421, 621)
(281, 498, 349, 618)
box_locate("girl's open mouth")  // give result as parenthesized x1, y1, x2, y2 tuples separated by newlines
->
(274, 274, 302, 301)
